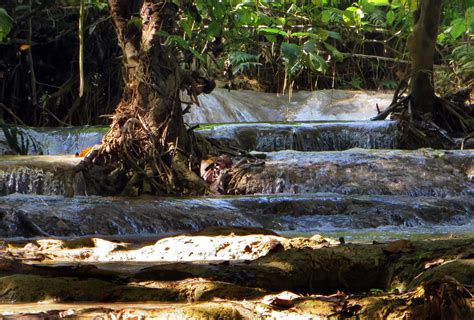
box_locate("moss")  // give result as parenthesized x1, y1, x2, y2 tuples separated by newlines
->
(176, 279, 267, 301)
(408, 259, 474, 289)
(0, 274, 179, 303)
(182, 302, 244, 320)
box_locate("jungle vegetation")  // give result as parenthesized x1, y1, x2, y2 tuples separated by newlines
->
(0, 0, 471, 127)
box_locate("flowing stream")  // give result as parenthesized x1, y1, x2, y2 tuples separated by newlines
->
(0, 89, 472, 316)
(0, 89, 471, 240)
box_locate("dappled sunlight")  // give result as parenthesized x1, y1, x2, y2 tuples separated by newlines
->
(0, 0, 472, 317)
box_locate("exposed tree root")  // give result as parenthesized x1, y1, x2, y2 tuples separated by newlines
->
(73, 1, 226, 197)
(372, 81, 474, 149)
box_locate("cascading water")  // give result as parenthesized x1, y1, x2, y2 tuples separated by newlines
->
(198, 121, 400, 152)
(185, 88, 393, 123)
(0, 89, 472, 241)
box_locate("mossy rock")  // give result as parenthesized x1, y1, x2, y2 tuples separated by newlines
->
(407, 259, 474, 289)
(181, 302, 245, 320)
(0, 274, 178, 302)
(175, 279, 267, 301)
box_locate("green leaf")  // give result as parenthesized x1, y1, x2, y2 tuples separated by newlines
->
(343, 7, 364, 24)
(450, 18, 466, 39)
(237, 10, 254, 25)
(212, 2, 226, 20)
(0, 8, 13, 42)
(264, 34, 278, 43)
(207, 21, 221, 37)
(321, 10, 332, 24)
(306, 52, 328, 73)
(157, 30, 205, 62)
(386, 10, 395, 26)
(280, 42, 301, 67)
(259, 27, 288, 37)
(303, 40, 318, 53)
(327, 31, 341, 41)
(466, 7, 474, 30)
(366, 0, 390, 6)
(323, 42, 343, 62)
(292, 31, 326, 40)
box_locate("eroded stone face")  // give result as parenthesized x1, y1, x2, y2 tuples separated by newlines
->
(229, 149, 474, 197)
(0, 156, 81, 196)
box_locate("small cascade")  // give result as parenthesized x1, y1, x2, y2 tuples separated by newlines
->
(185, 88, 393, 123)
(30, 127, 107, 155)
(0, 150, 471, 198)
(0, 193, 472, 238)
(0, 126, 106, 155)
(0, 156, 81, 196)
(0, 121, 399, 155)
(199, 121, 400, 152)
(230, 149, 474, 197)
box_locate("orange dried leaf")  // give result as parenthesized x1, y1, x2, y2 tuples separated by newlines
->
(76, 146, 93, 157)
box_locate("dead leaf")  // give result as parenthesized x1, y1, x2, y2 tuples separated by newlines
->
(262, 291, 300, 309)
(383, 239, 413, 254)
(424, 258, 445, 269)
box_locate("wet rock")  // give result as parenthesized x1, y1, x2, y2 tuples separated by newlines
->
(0, 156, 81, 195)
(131, 238, 474, 295)
(0, 273, 266, 304)
(0, 274, 178, 303)
(0, 208, 49, 237)
(228, 149, 474, 197)
(0, 192, 472, 238)
(408, 259, 474, 289)
(0, 238, 472, 318)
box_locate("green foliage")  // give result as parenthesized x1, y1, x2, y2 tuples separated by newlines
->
(1, 0, 472, 127)
(165, 0, 471, 93)
(451, 44, 474, 78)
(228, 51, 261, 75)
(0, 7, 13, 42)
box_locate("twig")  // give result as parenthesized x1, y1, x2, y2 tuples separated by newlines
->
(27, 0, 38, 109)
(461, 133, 474, 150)
(0, 103, 27, 126)
(341, 53, 410, 64)
(439, 99, 469, 133)
(371, 96, 409, 121)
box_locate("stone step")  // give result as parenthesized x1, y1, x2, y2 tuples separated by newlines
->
(0, 149, 472, 197)
(0, 121, 399, 155)
(199, 121, 399, 151)
(232, 149, 473, 197)
(0, 192, 472, 238)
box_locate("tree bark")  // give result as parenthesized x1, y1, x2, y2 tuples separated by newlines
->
(407, 0, 442, 116)
(83, 0, 212, 196)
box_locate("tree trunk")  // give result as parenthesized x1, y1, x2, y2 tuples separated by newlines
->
(407, 0, 442, 116)
(82, 0, 212, 196)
